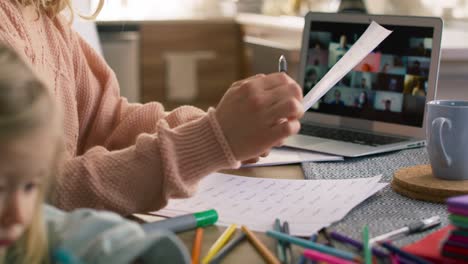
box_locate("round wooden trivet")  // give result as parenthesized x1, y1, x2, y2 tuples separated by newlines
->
(391, 164, 468, 203)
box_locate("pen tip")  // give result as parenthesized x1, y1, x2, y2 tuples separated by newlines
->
(279, 55, 285, 61)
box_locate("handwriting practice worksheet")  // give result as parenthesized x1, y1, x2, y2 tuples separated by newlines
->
(154, 173, 387, 236)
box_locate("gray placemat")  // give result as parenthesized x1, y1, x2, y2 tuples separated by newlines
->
(302, 148, 449, 247)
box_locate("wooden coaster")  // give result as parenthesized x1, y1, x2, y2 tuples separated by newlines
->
(391, 164, 468, 203)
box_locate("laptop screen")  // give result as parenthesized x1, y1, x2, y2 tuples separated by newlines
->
(304, 21, 434, 128)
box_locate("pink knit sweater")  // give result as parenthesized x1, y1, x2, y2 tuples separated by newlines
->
(0, 1, 240, 215)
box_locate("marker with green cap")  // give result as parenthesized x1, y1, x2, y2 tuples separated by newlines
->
(142, 209, 218, 233)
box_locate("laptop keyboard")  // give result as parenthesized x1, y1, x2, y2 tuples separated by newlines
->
(299, 124, 406, 147)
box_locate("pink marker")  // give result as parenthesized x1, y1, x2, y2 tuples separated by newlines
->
(303, 249, 356, 264)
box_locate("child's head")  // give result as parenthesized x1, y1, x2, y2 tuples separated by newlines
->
(15, 0, 104, 19)
(0, 45, 62, 261)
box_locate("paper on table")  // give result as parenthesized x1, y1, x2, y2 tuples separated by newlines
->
(241, 147, 343, 168)
(303, 21, 392, 111)
(153, 173, 387, 236)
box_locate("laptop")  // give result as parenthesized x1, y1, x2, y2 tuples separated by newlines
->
(284, 12, 443, 157)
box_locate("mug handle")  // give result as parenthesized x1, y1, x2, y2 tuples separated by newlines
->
(431, 117, 452, 168)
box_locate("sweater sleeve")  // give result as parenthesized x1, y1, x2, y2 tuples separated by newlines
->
(53, 26, 241, 215)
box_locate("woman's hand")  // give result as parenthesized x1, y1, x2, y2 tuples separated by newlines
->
(216, 73, 303, 162)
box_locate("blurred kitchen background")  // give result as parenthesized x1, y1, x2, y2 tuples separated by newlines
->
(72, 0, 468, 109)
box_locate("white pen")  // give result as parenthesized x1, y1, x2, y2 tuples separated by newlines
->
(279, 55, 288, 73)
(369, 216, 441, 245)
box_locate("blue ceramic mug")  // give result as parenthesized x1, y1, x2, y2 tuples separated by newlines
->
(426, 100, 468, 180)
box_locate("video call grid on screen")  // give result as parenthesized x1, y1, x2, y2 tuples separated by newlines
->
(304, 21, 434, 127)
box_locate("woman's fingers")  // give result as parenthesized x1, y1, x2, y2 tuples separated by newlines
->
(246, 72, 294, 92)
(271, 119, 301, 143)
(231, 74, 265, 88)
(266, 98, 304, 126)
(265, 81, 303, 106)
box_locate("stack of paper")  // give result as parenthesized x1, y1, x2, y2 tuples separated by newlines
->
(153, 173, 387, 236)
(241, 147, 342, 168)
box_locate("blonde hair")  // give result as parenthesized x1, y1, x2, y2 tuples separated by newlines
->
(0, 45, 63, 264)
(15, 0, 105, 19)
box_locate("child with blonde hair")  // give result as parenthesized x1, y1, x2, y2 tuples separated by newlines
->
(0, 45, 189, 264)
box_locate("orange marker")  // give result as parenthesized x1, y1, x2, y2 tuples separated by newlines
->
(191, 228, 204, 264)
(241, 225, 281, 264)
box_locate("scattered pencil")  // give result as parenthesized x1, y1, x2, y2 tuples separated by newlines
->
(202, 224, 237, 264)
(242, 225, 281, 264)
(362, 226, 371, 264)
(210, 233, 247, 264)
(266, 230, 361, 262)
(191, 228, 204, 264)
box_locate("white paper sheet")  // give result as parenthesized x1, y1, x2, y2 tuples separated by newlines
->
(241, 147, 343, 168)
(303, 21, 392, 111)
(153, 173, 388, 236)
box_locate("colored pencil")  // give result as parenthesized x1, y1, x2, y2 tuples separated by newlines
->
(266, 230, 360, 262)
(298, 234, 317, 264)
(330, 231, 388, 258)
(242, 225, 281, 264)
(282, 221, 294, 264)
(191, 228, 204, 264)
(209, 233, 247, 264)
(274, 219, 286, 263)
(202, 224, 237, 264)
(304, 249, 356, 264)
(362, 226, 371, 264)
(379, 242, 431, 264)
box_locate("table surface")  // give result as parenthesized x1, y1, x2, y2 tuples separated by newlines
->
(137, 148, 448, 263)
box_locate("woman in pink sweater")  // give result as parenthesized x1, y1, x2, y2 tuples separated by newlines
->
(0, 0, 303, 216)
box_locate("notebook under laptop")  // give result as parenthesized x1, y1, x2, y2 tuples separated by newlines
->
(284, 12, 443, 157)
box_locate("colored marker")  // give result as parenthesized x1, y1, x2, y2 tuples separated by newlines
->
(304, 249, 356, 264)
(191, 228, 204, 264)
(242, 225, 281, 264)
(370, 216, 440, 245)
(210, 233, 247, 264)
(142, 209, 218, 233)
(202, 224, 237, 264)
(266, 230, 360, 262)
